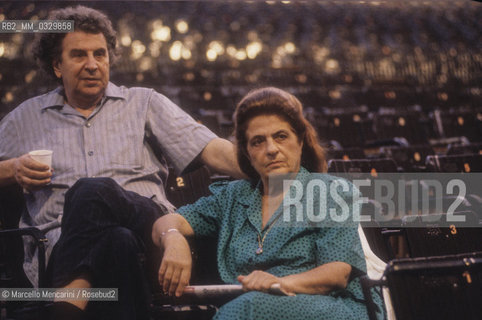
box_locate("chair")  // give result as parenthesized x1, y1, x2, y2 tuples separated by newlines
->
(400, 211, 482, 258)
(327, 158, 398, 174)
(373, 110, 435, 145)
(425, 154, 482, 173)
(0, 169, 227, 320)
(380, 145, 434, 172)
(326, 147, 366, 161)
(165, 166, 213, 208)
(362, 252, 482, 320)
(0, 185, 49, 320)
(446, 142, 482, 156)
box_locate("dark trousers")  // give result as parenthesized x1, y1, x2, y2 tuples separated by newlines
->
(47, 177, 166, 320)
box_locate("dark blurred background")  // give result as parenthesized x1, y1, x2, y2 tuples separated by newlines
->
(0, 0, 481, 147)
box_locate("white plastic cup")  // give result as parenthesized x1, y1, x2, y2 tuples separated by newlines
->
(29, 149, 53, 169)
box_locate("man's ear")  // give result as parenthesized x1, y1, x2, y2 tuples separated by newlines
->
(53, 59, 62, 79)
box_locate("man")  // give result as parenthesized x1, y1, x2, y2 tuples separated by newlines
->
(0, 5, 241, 320)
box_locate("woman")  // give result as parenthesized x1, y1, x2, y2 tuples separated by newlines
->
(152, 87, 384, 319)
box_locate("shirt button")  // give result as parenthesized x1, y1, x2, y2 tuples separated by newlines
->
(88, 151, 94, 156)
(85, 122, 91, 128)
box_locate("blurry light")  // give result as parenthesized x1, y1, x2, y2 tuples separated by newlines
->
(247, 31, 258, 41)
(152, 19, 163, 29)
(30, 15, 39, 21)
(0, 14, 5, 21)
(149, 41, 162, 58)
(183, 72, 195, 81)
(235, 50, 247, 61)
(276, 46, 286, 56)
(25, 3, 35, 13)
(151, 26, 171, 42)
(4, 92, 14, 103)
(226, 45, 237, 57)
(12, 34, 23, 45)
(203, 92, 212, 101)
(284, 42, 295, 54)
(24, 70, 36, 84)
(266, 1, 276, 4)
(325, 59, 340, 73)
(449, 47, 457, 57)
(193, 32, 203, 43)
(295, 74, 307, 84)
(136, 73, 144, 82)
(176, 20, 189, 34)
(329, 90, 341, 100)
(282, 1, 291, 3)
(209, 41, 224, 55)
(206, 49, 218, 61)
(120, 35, 132, 47)
(169, 41, 183, 61)
(272, 55, 282, 68)
(131, 40, 146, 59)
(181, 47, 191, 60)
(246, 41, 262, 59)
(139, 57, 153, 71)
(0, 43, 4, 57)
(230, 21, 241, 31)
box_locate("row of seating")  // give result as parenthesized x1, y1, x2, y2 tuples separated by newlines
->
(193, 106, 482, 148)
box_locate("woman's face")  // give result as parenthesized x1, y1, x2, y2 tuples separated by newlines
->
(245, 114, 303, 183)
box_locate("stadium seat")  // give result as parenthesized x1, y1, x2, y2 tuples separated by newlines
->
(380, 145, 435, 172)
(425, 154, 482, 173)
(362, 252, 482, 320)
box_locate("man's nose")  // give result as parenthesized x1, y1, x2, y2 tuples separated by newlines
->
(84, 54, 98, 72)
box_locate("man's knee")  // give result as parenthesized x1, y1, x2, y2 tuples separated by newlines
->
(66, 177, 119, 200)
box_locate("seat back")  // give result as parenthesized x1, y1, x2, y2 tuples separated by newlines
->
(401, 211, 482, 258)
(385, 252, 482, 320)
(425, 154, 482, 173)
(327, 158, 398, 174)
(165, 166, 213, 208)
(380, 145, 434, 172)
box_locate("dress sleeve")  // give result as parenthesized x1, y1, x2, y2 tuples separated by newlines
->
(315, 178, 366, 273)
(145, 90, 217, 174)
(176, 181, 229, 237)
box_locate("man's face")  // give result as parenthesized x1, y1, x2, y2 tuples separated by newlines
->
(53, 31, 110, 108)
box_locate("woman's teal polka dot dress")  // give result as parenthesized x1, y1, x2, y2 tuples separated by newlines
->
(178, 167, 384, 320)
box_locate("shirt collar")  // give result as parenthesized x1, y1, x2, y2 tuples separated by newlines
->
(40, 81, 126, 111)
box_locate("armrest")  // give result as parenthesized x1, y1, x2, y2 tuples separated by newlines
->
(360, 275, 387, 320)
(0, 227, 48, 288)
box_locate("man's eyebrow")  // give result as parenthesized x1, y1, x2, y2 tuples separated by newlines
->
(94, 48, 107, 54)
(69, 48, 86, 55)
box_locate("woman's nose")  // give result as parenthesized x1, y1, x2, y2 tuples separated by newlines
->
(265, 139, 279, 156)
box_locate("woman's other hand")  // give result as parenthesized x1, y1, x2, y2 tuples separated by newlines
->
(237, 271, 294, 296)
(158, 231, 192, 297)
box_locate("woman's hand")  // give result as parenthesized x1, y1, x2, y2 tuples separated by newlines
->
(237, 270, 294, 296)
(158, 231, 192, 297)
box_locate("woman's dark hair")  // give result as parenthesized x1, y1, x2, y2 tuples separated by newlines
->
(234, 87, 327, 181)
(32, 5, 118, 83)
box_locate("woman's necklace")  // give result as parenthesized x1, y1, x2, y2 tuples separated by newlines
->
(256, 213, 281, 255)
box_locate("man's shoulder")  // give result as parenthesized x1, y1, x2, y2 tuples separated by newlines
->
(11, 87, 62, 116)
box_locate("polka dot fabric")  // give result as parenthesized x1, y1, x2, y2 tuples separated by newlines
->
(178, 167, 384, 320)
